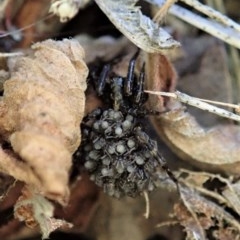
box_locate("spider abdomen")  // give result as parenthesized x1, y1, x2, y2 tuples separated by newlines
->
(80, 108, 164, 198)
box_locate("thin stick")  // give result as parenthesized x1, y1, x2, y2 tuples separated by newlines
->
(143, 191, 150, 219)
(0, 52, 23, 57)
(145, 90, 240, 122)
(156, 220, 179, 228)
(0, 13, 54, 39)
(153, 0, 178, 22)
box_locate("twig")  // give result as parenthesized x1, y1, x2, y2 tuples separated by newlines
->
(153, 0, 177, 22)
(145, 90, 240, 122)
(143, 191, 150, 219)
(0, 13, 54, 39)
(156, 220, 179, 228)
(178, 185, 206, 240)
(0, 52, 23, 57)
(179, 169, 237, 201)
(179, 179, 229, 206)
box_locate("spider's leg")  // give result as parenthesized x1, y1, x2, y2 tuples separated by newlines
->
(97, 63, 111, 95)
(134, 62, 145, 104)
(124, 49, 140, 96)
(111, 77, 124, 111)
(83, 108, 103, 123)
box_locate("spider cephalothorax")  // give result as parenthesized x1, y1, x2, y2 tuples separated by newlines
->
(74, 51, 176, 198)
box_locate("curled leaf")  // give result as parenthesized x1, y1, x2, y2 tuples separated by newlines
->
(94, 0, 180, 53)
(145, 47, 240, 175)
(153, 107, 240, 175)
(0, 39, 88, 204)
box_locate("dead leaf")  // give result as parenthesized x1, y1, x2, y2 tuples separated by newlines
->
(94, 0, 180, 53)
(145, 52, 177, 112)
(153, 108, 240, 175)
(175, 185, 240, 239)
(0, 39, 88, 205)
(14, 186, 72, 239)
(146, 40, 240, 175)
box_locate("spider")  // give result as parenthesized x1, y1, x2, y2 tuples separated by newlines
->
(74, 51, 177, 198)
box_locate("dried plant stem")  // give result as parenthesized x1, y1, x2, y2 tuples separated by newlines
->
(203, 0, 239, 105)
(143, 191, 150, 219)
(156, 220, 179, 228)
(153, 0, 177, 22)
(0, 52, 23, 57)
(0, 13, 53, 39)
(178, 186, 206, 239)
(179, 180, 229, 206)
(181, 186, 240, 233)
(229, 47, 240, 103)
(179, 169, 240, 216)
(145, 90, 240, 122)
(181, 0, 240, 32)
(147, 0, 240, 49)
(179, 169, 236, 199)
(206, 0, 240, 104)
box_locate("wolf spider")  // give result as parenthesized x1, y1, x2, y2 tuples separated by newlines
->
(74, 51, 177, 198)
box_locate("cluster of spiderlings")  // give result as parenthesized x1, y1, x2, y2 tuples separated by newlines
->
(73, 51, 177, 198)
(79, 108, 167, 198)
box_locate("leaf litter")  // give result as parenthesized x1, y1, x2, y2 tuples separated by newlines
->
(0, 1, 240, 239)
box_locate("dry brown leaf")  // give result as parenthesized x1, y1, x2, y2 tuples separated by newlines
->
(175, 186, 240, 239)
(168, 168, 240, 238)
(145, 43, 240, 175)
(145, 52, 177, 112)
(178, 169, 240, 215)
(222, 179, 240, 215)
(14, 186, 72, 239)
(0, 39, 88, 205)
(94, 0, 180, 53)
(153, 107, 240, 175)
